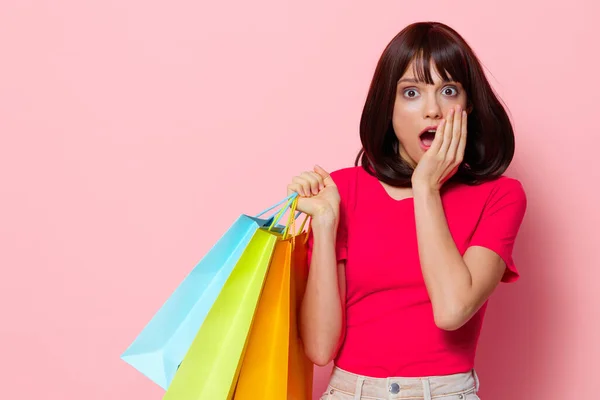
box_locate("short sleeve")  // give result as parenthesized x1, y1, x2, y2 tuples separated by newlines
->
(306, 168, 351, 265)
(468, 178, 527, 283)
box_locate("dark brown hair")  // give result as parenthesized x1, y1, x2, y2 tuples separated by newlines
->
(355, 21, 515, 187)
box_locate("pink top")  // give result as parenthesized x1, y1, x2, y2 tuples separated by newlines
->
(306, 166, 527, 378)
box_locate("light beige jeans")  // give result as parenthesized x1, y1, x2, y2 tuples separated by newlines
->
(320, 366, 480, 400)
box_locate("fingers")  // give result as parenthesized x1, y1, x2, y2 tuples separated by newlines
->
(291, 176, 312, 197)
(313, 164, 334, 187)
(429, 119, 445, 153)
(287, 165, 334, 199)
(438, 108, 455, 157)
(287, 182, 305, 197)
(457, 110, 468, 164)
(288, 170, 325, 197)
(301, 171, 324, 194)
(446, 106, 463, 164)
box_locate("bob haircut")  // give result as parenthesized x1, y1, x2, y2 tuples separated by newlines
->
(355, 21, 515, 187)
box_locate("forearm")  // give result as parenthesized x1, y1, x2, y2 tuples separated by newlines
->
(413, 185, 473, 330)
(300, 214, 344, 366)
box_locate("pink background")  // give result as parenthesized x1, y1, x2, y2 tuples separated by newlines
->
(1, 0, 598, 398)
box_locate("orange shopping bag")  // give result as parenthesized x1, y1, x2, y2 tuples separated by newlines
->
(288, 229, 313, 399)
(233, 200, 313, 400)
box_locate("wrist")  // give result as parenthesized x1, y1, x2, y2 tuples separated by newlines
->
(311, 207, 338, 228)
(412, 181, 440, 197)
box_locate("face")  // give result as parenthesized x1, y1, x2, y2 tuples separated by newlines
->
(392, 59, 468, 167)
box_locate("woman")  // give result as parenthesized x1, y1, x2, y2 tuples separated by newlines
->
(287, 21, 527, 399)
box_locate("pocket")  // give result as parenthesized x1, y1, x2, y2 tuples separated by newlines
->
(436, 390, 480, 399)
(320, 386, 353, 399)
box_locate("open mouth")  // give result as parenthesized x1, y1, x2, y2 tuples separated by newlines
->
(419, 129, 436, 148)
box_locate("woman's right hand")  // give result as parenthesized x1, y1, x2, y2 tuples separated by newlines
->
(287, 165, 340, 221)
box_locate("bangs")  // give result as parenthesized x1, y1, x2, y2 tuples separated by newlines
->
(407, 29, 470, 86)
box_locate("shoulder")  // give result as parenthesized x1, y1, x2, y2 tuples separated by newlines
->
(329, 165, 362, 181)
(481, 176, 527, 204)
(328, 165, 364, 189)
(466, 176, 527, 217)
(453, 175, 525, 199)
(328, 166, 365, 210)
(446, 175, 527, 217)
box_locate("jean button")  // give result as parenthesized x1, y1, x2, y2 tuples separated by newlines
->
(389, 382, 400, 394)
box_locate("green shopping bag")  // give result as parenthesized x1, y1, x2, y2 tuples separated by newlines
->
(163, 195, 301, 400)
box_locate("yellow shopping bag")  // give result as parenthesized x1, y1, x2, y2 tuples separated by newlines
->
(234, 202, 313, 400)
(163, 197, 299, 400)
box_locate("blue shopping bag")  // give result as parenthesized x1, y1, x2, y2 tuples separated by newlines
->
(120, 193, 298, 389)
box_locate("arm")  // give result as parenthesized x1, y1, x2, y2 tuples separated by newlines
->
(412, 185, 505, 331)
(410, 105, 525, 331)
(299, 211, 346, 366)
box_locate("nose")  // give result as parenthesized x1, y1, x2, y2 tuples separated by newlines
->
(423, 93, 442, 120)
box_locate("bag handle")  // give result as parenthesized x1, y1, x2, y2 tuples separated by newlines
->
(254, 192, 298, 220)
(277, 196, 314, 246)
(284, 197, 313, 249)
(255, 193, 313, 246)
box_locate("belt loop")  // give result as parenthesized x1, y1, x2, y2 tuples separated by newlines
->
(353, 376, 365, 400)
(472, 369, 480, 392)
(422, 377, 432, 400)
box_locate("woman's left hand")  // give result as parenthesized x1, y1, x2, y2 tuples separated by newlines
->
(412, 105, 467, 192)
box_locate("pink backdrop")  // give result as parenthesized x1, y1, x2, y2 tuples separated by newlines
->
(1, 1, 598, 398)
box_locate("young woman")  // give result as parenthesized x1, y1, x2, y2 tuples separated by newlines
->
(287, 21, 527, 400)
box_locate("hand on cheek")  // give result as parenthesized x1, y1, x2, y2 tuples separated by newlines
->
(412, 105, 467, 191)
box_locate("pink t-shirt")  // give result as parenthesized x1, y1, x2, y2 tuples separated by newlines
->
(306, 166, 527, 378)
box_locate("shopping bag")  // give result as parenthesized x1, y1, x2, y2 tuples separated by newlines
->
(162, 196, 300, 400)
(120, 194, 296, 389)
(233, 232, 293, 399)
(288, 229, 314, 399)
(233, 205, 313, 400)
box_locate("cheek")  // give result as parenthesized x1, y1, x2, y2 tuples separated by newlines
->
(398, 100, 422, 113)
(392, 102, 420, 140)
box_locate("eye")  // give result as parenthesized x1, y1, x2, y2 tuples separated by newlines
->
(403, 88, 419, 98)
(442, 86, 459, 96)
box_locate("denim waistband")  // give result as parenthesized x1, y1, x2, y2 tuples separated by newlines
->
(325, 366, 480, 400)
